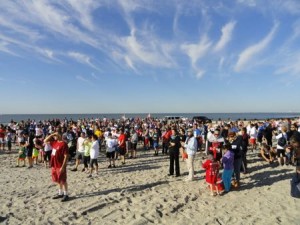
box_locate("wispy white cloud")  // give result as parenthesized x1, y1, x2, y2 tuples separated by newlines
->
(118, 28, 174, 70)
(75, 75, 91, 83)
(62, 0, 100, 31)
(91, 73, 100, 80)
(275, 52, 300, 77)
(67, 52, 100, 70)
(181, 35, 212, 78)
(0, 41, 18, 56)
(214, 21, 236, 52)
(237, 0, 257, 7)
(181, 35, 212, 65)
(234, 22, 279, 72)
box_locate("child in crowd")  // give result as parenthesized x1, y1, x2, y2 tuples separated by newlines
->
(43, 139, 52, 168)
(153, 128, 160, 156)
(202, 154, 222, 196)
(106, 132, 117, 168)
(16, 141, 26, 167)
(221, 144, 234, 193)
(32, 147, 39, 165)
(83, 135, 92, 172)
(6, 128, 12, 152)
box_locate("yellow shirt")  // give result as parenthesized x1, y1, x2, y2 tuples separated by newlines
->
(95, 130, 102, 138)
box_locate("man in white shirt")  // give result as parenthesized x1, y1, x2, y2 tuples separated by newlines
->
(183, 129, 198, 181)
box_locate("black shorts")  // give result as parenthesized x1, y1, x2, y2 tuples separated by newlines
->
(106, 151, 115, 159)
(44, 151, 52, 161)
(277, 149, 286, 157)
(26, 148, 33, 157)
(131, 143, 137, 150)
(119, 147, 126, 156)
(90, 159, 98, 167)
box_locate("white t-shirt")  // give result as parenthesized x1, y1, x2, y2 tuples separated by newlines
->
(106, 138, 117, 152)
(35, 127, 43, 137)
(44, 143, 52, 152)
(90, 141, 99, 159)
(250, 127, 257, 139)
(77, 137, 85, 153)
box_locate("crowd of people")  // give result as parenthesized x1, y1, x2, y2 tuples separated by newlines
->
(0, 115, 300, 200)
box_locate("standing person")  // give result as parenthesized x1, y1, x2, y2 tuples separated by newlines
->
(24, 132, 35, 169)
(43, 137, 52, 168)
(207, 129, 224, 162)
(202, 154, 221, 196)
(44, 132, 69, 202)
(82, 136, 92, 172)
(0, 124, 6, 151)
(228, 131, 243, 188)
(130, 130, 138, 159)
(6, 128, 13, 152)
(88, 134, 99, 177)
(221, 144, 234, 193)
(241, 127, 249, 173)
(249, 123, 257, 151)
(182, 129, 198, 181)
(179, 128, 187, 161)
(162, 127, 171, 155)
(71, 132, 86, 171)
(168, 127, 181, 177)
(106, 132, 117, 168)
(276, 126, 288, 166)
(118, 129, 127, 165)
(152, 128, 160, 156)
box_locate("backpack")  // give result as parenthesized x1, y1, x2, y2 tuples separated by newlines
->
(278, 133, 287, 147)
(291, 173, 300, 198)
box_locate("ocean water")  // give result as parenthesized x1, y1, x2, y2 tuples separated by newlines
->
(0, 113, 299, 124)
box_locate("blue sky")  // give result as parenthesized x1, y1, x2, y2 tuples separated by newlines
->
(1, 0, 300, 114)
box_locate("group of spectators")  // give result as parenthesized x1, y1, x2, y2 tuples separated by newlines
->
(1, 116, 300, 199)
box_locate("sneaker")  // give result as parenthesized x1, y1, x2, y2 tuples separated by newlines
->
(175, 174, 180, 177)
(52, 194, 64, 199)
(108, 165, 112, 168)
(61, 195, 69, 202)
(71, 168, 77, 172)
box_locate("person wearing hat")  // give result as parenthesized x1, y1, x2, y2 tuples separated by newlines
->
(228, 131, 243, 188)
(182, 129, 198, 181)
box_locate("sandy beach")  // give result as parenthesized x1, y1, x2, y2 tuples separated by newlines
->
(0, 144, 299, 225)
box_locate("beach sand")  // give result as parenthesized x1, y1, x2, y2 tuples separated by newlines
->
(0, 145, 299, 225)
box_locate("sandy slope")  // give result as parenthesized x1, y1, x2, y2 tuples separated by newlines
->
(0, 146, 299, 225)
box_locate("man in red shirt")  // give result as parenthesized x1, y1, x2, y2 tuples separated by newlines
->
(0, 124, 6, 151)
(118, 129, 127, 165)
(44, 132, 69, 202)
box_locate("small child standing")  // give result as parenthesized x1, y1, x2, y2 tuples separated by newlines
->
(6, 128, 12, 152)
(16, 141, 26, 167)
(153, 128, 160, 156)
(202, 154, 221, 196)
(221, 144, 234, 193)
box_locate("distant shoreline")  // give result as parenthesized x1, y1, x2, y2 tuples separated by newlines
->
(0, 112, 299, 124)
